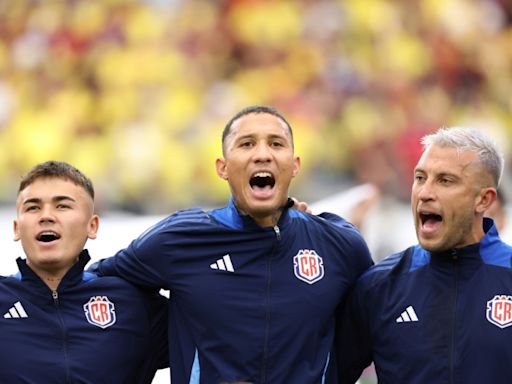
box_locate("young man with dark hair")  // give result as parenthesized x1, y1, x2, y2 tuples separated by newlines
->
(93, 105, 373, 383)
(0, 160, 168, 383)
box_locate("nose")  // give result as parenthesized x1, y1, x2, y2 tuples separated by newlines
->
(39, 206, 56, 224)
(253, 142, 272, 162)
(416, 180, 435, 202)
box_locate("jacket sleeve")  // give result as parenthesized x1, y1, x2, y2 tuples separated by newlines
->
(318, 211, 374, 277)
(316, 211, 374, 382)
(134, 290, 169, 384)
(335, 280, 373, 383)
(89, 217, 174, 290)
(148, 292, 169, 370)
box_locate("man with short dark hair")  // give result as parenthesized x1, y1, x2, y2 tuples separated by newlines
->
(93, 105, 373, 383)
(0, 160, 168, 383)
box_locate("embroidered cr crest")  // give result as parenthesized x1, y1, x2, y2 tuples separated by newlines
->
(486, 295, 512, 329)
(293, 249, 324, 284)
(84, 296, 116, 329)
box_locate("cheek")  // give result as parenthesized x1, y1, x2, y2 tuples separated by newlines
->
(68, 216, 92, 233)
(446, 197, 473, 220)
(14, 220, 30, 238)
(14, 228, 25, 242)
(226, 161, 246, 180)
(280, 158, 298, 174)
(453, 194, 475, 209)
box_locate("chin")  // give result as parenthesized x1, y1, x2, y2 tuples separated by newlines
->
(254, 200, 284, 213)
(35, 252, 64, 263)
(37, 257, 61, 265)
(419, 240, 445, 253)
(418, 237, 435, 251)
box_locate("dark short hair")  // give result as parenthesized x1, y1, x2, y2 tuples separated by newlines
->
(221, 105, 294, 153)
(18, 160, 95, 199)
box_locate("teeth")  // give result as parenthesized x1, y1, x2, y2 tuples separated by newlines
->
(37, 231, 60, 242)
(254, 172, 271, 178)
(41, 231, 57, 236)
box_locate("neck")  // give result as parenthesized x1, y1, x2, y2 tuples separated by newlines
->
(40, 274, 64, 291)
(252, 211, 282, 227)
(27, 261, 76, 291)
(235, 204, 283, 227)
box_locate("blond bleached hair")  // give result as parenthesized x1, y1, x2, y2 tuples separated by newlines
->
(421, 127, 504, 187)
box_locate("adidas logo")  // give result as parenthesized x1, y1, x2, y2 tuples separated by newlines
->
(3, 301, 28, 319)
(396, 305, 418, 323)
(210, 254, 235, 272)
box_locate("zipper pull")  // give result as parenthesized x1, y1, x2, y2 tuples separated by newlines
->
(52, 290, 58, 303)
(273, 225, 281, 240)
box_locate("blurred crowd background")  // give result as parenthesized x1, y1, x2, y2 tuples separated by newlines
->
(0, 0, 511, 220)
(2, 2, 510, 382)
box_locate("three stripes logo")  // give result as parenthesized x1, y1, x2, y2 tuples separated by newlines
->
(396, 305, 419, 323)
(3, 301, 28, 319)
(210, 254, 235, 272)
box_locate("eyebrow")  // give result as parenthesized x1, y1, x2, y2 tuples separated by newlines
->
(234, 133, 289, 142)
(232, 133, 254, 141)
(414, 168, 460, 180)
(22, 195, 76, 206)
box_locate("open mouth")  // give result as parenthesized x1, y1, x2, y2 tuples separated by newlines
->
(419, 212, 443, 227)
(250, 172, 275, 190)
(37, 231, 61, 243)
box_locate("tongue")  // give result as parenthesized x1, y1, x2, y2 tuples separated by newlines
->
(422, 218, 441, 232)
(251, 185, 273, 199)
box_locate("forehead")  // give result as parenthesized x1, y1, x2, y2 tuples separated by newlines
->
(228, 113, 291, 141)
(416, 145, 479, 173)
(17, 177, 89, 202)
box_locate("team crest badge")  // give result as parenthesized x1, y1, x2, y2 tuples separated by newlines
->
(83, 296, 116, 329)
(486, 295, 512, 329)
(293, 249, 324, 284)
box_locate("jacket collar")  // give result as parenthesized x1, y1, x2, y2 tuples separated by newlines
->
(210, 197, 294, 230)
(429, 217, 495, 260)
(16, 249, 91, 291)
(411, 218, 511, 271)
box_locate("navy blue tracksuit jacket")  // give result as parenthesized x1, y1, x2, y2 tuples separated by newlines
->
(0, 251, 168, 383)
(337, 218, 512, 384)
(94, 198, 372, 383)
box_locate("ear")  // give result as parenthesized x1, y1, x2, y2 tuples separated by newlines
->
(475, 187, 497, 214)
(13, 220, 20, 241)
(215, 157, 228, 180)
(87, 214, 100, 240)
(292, 156, 301, 178)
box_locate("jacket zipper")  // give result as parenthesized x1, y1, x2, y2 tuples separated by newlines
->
(273, 225, 281, 240)
(260, 226, 282, 383)
(53, 290, 71, 383)
(449, 251, 459, 384)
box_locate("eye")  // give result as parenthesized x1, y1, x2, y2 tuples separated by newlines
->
(239, 141, 253, 148)
(271, 140, 284, 148)
(414, 174, 425, 183)
(57, 203, 71, 209)
(25, 205, 39, 212)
